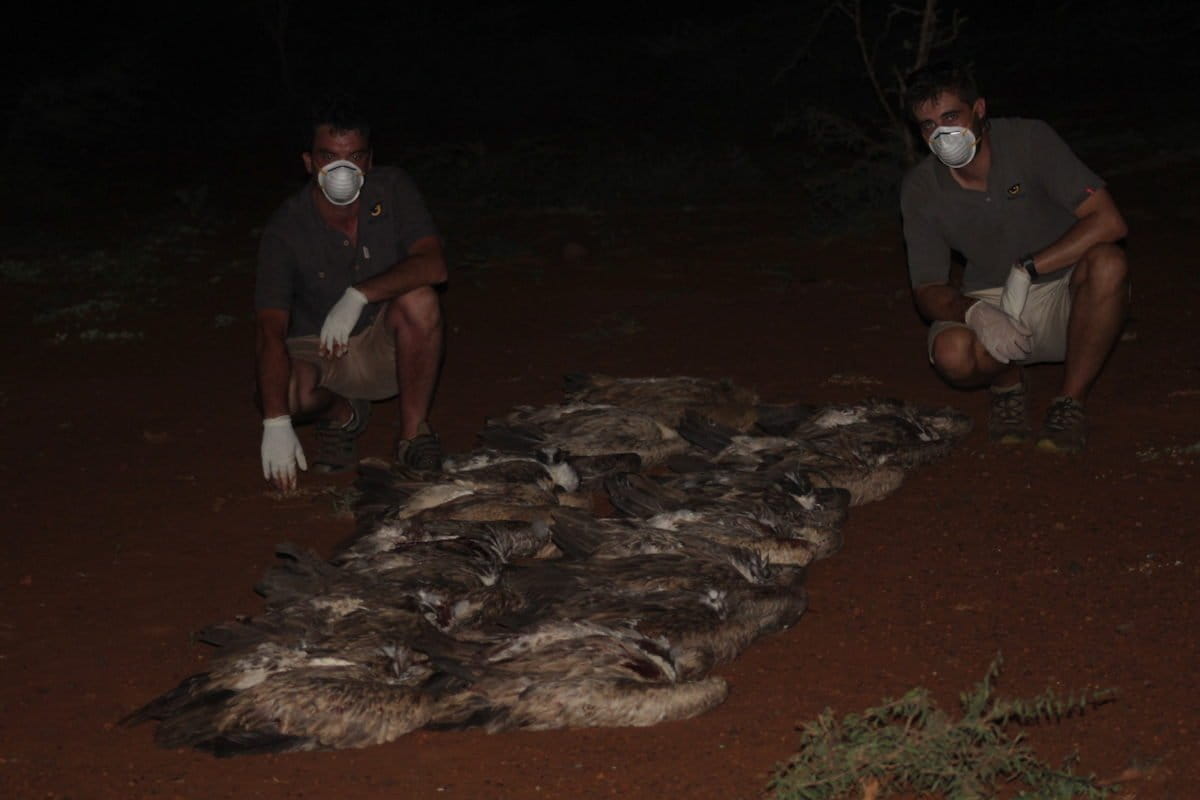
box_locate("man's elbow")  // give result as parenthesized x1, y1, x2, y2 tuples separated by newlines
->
(912, 284, 945, 321)
(1093, 194, 1128, 242)
(427, 256, 449, 286)
(1083, 209, 1127, 246)
(409, 238, 448, 286)
(1109, 213, 1129, 243)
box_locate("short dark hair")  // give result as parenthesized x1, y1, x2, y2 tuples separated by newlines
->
(903, 61, 980, 118)
(304, 93, 372, 152)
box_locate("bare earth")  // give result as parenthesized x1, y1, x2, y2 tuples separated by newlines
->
(2, 158, 1197, 799)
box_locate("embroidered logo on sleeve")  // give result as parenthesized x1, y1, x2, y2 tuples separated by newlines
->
(1007, 183, 1022, 196)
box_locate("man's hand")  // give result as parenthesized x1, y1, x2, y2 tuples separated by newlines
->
(319, 287, 368, 358)
(261, 415, 307, 491)
(1000, 264, 1033, 319)
(964, 300, 1033, 364)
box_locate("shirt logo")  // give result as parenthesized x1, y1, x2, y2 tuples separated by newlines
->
(370, 202, 383, 217)
(1007, 183, 1022, 196)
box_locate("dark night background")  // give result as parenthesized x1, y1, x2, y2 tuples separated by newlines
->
(3, 1, 1196, 234)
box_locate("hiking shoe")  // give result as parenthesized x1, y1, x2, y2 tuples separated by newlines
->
(988, 381, 1031, 444)
(395, 421, 443, 472)
(1037, 396, 1086, 454)
(312, 398, 371, 473)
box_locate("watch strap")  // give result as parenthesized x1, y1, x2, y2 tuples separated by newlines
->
(1018, 255, 1038, 280)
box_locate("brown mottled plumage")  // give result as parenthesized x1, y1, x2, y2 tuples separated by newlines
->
(563, 373, 760, 431)
(674, 400, 972, 505)
(604, 469, 849, 559)
(480, 403, 689, 468)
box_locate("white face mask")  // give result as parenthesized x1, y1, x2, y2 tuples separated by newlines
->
(928, 125, 979, 169)
(317, 159, 365, 205)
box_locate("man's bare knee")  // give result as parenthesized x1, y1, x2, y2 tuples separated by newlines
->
(931, 328, 975, 382)
(385, 287, 442, 337)
(1073, 243, 1129, 297)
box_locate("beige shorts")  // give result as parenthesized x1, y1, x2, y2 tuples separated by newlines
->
(286, 312, 398, 401)
(928, 270, 1074, 365)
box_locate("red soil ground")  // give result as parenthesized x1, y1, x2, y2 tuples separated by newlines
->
(2, 157, 1196, 799)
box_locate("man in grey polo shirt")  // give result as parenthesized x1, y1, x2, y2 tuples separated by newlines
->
(255, 100, 447, 490)
(900, 61, 1129, 453)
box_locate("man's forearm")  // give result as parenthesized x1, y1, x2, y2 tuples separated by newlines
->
(354, 237, 448, 303)
(357, 256, 445, 302)
(1030, 215, 1123, 275)
(914, 284, 977, 323)
(256, 335, 292, 419)
(1029, 188, 1128, 275)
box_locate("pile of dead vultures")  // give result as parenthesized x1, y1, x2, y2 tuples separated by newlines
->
(123, 375, 971, 756)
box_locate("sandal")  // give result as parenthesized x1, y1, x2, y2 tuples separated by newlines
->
(395, 421, 443, 472)
(312, 398, 372, 473)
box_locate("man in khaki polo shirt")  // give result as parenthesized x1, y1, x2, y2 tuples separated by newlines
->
(255, 99, 446, 490)
(901, 61, 1129, 453)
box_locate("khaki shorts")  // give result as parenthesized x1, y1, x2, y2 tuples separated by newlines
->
(287, 312, 398, 401)
(928, 270, 1074, 365)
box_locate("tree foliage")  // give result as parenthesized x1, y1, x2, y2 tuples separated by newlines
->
(779, 0, 966, 163)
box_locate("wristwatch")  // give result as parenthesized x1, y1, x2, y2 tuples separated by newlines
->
(1017, 254, 1038, 280)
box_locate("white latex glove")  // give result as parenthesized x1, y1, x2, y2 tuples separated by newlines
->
(261, 415, 307, 490)
(319, 286, 368, 358)
(1000, 264, 1032, 319)
(964, 300, 1034, 365)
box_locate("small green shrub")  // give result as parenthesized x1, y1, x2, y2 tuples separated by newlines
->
(767, 655, 1115, 800)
